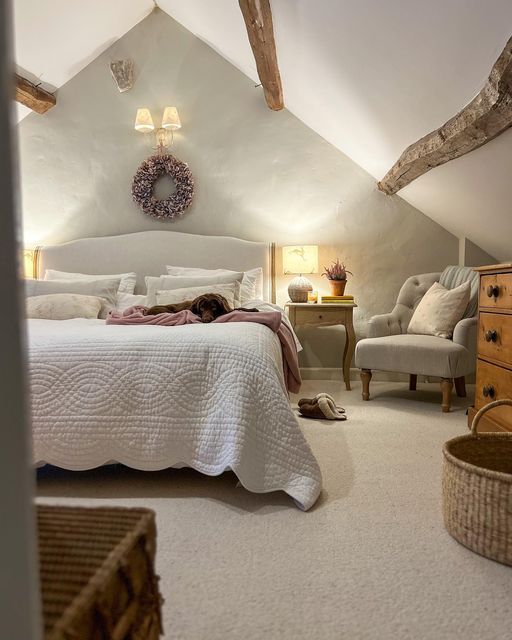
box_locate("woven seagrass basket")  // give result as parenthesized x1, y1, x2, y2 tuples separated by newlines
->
(443, 399, 512, 566)
(38, 505, 162, 639)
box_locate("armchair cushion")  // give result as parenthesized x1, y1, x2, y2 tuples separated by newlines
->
(355, 334, 474, 378)
(407, 281, 470, 339)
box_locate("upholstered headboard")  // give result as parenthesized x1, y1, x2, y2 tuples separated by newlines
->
(36, 231, 276, 301)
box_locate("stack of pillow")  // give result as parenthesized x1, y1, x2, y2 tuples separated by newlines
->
(24, 272, 130, 320)
(146, 266, 263, 309)
(24, 266, 263, 320)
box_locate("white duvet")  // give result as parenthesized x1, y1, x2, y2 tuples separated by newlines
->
(27, 311, 322, 510)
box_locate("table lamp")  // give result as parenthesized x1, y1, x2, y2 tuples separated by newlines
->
(283, 245, 318, 302)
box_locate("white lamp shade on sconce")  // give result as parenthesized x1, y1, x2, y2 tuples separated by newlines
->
(134, 108, 155, 132)
(162, 106, 181, 130)
(282, 245, 319, 275)
(23, 248, 36, 279)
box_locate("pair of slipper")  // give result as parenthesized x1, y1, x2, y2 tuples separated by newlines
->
(298, 393, 347, 421)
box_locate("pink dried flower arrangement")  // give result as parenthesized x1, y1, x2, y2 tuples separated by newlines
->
(322, 259, 352, 281)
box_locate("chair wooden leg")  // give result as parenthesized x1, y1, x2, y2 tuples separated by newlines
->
(409, 374, 417, 391)
(441, 378, 453, 413)
(454, 376, 466, 398)
(361, 369, 372, 401)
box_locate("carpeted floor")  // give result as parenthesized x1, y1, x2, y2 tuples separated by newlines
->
(37, 381, 512, 640)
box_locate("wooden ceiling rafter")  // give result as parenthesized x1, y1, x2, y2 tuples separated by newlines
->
(15, 74, 56, 115)
(239, 0, 284, 111)
(378, 36, 512, 195)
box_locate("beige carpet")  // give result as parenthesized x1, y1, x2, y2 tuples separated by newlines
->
(37, 381, 512, 640)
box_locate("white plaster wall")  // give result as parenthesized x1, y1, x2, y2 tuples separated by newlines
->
(159, 0, 512, 262)
(461, 238, 497, 268)
(17, 9, 459, 368)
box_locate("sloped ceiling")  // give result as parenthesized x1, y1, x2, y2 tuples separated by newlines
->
(13, 0, 153, 120)
(13, 0, 512, 259)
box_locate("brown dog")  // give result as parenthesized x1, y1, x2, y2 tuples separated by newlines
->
(146, 293, 233, 323)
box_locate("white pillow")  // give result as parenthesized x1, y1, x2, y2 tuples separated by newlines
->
(166, 265, 263, 302)
(26, 294, 102, 320)
(407, 281, 471, 339)
(156, 283, 237, 308)
(44, 269, 137, 294)
(145, 273, 244, 306)
(24, 278, 120, 319)
(116, 292, 147, 311)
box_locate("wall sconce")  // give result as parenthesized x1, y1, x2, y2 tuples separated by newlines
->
(283, 245, 319, 302)
(23, 248, 38, 279)
(134, 106, 181, 152)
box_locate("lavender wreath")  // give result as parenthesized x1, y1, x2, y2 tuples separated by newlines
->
(132, 154, 194, 221)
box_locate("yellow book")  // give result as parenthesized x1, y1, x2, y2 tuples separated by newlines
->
(321, 299, 355, 304)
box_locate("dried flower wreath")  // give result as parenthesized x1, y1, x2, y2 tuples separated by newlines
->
(132, 154, 194, 221)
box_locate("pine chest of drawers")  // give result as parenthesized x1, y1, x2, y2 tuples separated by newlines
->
(468, 264, 512, 432)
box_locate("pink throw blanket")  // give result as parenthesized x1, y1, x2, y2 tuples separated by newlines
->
(107, 307, 301, 393)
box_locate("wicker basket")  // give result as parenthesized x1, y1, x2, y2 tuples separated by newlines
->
(38, 505, 163, 639)
(443, 399, 512, 566)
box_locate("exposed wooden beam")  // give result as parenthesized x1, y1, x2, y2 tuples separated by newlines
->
(378, 36, 512, 195)
(15, 74, 56, 114)
(239, 0, 284, 111)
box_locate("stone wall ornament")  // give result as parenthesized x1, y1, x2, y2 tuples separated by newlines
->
(132, 154, 194, 221)
(110, 59, 134, 93)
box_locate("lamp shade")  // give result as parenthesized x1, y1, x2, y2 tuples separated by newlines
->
(23, 249, 36, 279)
(134, 108, 154, 132)
(162, 106, 181, 130)
(282, 245, 318, 275)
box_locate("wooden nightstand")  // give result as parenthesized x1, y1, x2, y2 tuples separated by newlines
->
(285, 302, 357, 390)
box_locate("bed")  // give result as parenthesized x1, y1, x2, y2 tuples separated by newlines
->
(28, 231, 322, 510)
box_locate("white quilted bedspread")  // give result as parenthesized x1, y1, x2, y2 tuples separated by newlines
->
(27, 317, 322, 510)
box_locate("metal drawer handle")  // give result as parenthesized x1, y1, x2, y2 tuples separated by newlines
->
(484, 329, 498, 343)
(482, 384, 496, 399)
(486, 284, 500, 298)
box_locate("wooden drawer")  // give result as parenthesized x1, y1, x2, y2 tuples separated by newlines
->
(480, 273, 512, 310)
(293, 306, 349, 326)
(475, 359, 512, 430)
(467, 406, 511, 432)
(478, 312, 512, 367)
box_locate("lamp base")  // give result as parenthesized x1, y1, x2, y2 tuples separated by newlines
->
(288, 276, 313, 303)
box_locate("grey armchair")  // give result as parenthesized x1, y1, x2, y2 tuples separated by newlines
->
(355, 266, 479, 412)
